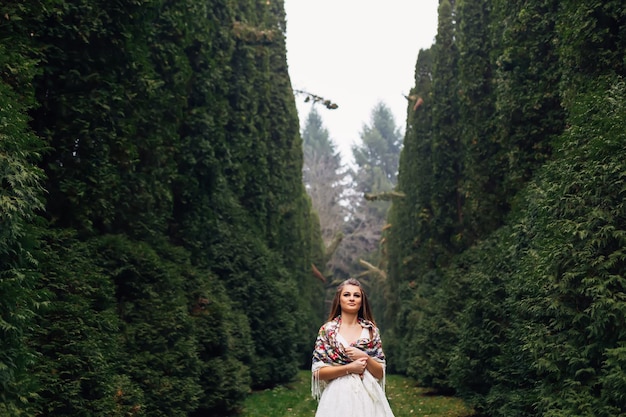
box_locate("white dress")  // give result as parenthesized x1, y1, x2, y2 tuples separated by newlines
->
(314, 327, 395, 417)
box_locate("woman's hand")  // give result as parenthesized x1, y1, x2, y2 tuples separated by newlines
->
(346, 347, 368, 376)
(345, 346, 368, 361)
(345, 346, 384, 380)
(347, 357, 368, 375)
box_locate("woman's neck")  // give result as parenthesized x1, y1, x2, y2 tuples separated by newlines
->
(341, 312, 359, 326)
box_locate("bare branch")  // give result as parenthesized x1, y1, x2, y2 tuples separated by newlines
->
(294, 89, 339, 110)
(364, 191, 406, 201)
(311, 263, 327, 283)
(358, 259, 387, 280)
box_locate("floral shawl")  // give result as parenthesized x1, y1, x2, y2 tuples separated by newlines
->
(311, 315, 386, 400)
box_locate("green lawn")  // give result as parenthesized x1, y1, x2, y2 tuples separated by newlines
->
(240, 370, 475, 417)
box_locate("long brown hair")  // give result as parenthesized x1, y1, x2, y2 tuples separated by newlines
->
(327, 278, 377, 325)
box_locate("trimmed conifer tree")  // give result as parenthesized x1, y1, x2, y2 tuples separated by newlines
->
(490, 0, 565, 198)
(0, 7, 46, 411)
(386, 1, 626, 415)
(32, 232, 143, 417)
(456, 0, 501, 241)
(397, 0, 462, 390)
(172, 0, 320, 388)
(2, 0, 321, 414)
(384, 47, 434, 374)
(428, 0, 462, 261)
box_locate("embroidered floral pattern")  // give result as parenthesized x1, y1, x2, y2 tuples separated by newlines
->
(312, 316, 385, 366)
(311, 315, 386, 400)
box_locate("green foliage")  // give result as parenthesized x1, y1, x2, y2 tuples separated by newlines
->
(518, 79, 626, 417)
(32, 0, 183, 238)
(172, 0, 322, 385)
(32, 231, 141, 416)
(191, 282, 252, 415)
(491, 0, 565, 198)
(448, 226, 539, 416)
(429, 0, 463, 259)
(384, 47, 433, 373)
(556, 0, 626, 106)
(411, 79, 626, 415)
(386, 0, 464, 382)
(456, 0, 502, 241)
(405, 270, 459, 391)
(197, 222, 302, 387)
(31, 231, 255, 417)
(95, 235, 203, 417)
(0, 5, 46, 412)
(2, 0, 322, 415)
(387, 1, 626, 416)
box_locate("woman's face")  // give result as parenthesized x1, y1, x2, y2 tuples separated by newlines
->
(339, 284, 362, 315)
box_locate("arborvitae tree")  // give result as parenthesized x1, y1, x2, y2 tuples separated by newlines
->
(189, 274, 252, 417)
(32, 232, 142, 417)
(490, 0, 565, 199)
(0, 3, 46, 411)
(556, 0, 626, 106)
(394, 0, 499, 390)
(456, 0, 501, 241)
(1, 0, 319, 415)
(21, 1, 211, 414)
(486, 79, 626, 417)
(259, 1, 323, 331)
(528, 80, 626, 417)
(31, 0, 181, 239)
(386, 1, 626, 415)
(98, 236, 205, 417)
(429, 0, 461, 260)
(296, 196, 328, 368)
(384, 47, 434, 373)
(438, 0, 566, 409)
(447, 225, 538, 416)
(396, 0, 462, 390)
(172, 0, 321, 387)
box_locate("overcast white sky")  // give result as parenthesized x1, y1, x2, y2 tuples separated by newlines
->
(284, 0, 439, 164)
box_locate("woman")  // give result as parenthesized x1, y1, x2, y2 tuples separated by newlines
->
(311, 278, 395, 417)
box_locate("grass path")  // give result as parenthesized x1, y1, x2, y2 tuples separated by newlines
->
(241, 370, 475, 417)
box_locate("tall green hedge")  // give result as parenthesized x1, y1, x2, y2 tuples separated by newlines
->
(33, 232, 136, 416)
(0, 2, 46, 413)
(1, 0, 323, 415)
(518, 80, 626, 417)
(386, 0, 626, 415)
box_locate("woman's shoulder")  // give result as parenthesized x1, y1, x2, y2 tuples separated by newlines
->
(318, 318, 340, 333)
(320, 319, 337, 329)
(358, 319, 381, 339)
(358, 317, 378, 329)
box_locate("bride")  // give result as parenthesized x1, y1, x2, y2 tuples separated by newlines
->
(311, 278, 395, 417)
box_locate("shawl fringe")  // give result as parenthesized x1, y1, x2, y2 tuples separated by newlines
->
(311, 316, 387, 401)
